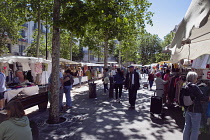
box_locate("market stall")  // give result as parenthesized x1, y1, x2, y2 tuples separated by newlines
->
(0, 56, 51, 111)
(168, 0, 210, 134)
(80, 62, 104, 79)
(60, 58, 90, 85)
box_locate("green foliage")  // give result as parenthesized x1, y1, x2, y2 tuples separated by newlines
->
(25, 29, 83, 60)
(156, 32, 175, 62)
(137, 33, 162, 65)
(59, 30, 83, 61)
(0, 1, 25, 55)
(24, 30, 51, 57)
(60, 0, 153, 66)
(161, 32, 175, 48)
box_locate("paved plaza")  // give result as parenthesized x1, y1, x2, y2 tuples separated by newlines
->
(1, 78, 209, 140)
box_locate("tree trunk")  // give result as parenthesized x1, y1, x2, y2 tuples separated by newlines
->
(70, 32, 73, 60)
(48, 0, 61, 124)
(98, 44, 100, 62)
(88, 47, 90, 63)
(119, 41, 121, 68)
(104, 32, 108, 68)
(36, 7, 41, 57)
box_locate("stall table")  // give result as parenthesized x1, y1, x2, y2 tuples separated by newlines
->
(4, 86, 48, 112)
(73, 76, 88, 85)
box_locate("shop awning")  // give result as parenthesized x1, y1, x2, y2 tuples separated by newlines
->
(158, 61, 171, 64)
(169, 0, 210, 63)
(170, 16, 210, 63)
(59, 58, 80, 64)
(131, 64, 142, 67)
(0, 56, 51, 64)
(80, 62, 105, 67)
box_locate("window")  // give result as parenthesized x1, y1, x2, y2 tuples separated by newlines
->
(33, 23, 37, 30)
(90, 55, 94, 61)
(19, 45, 26, 55)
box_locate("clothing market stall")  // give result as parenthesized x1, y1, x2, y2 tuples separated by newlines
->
(0, 56, 51, 111)
(59, 58, 88, 85)
(80, 62, 104, 80)
(168, 0, 210, 134)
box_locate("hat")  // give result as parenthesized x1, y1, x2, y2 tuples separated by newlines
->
(156, 72, 161, 77)
(127, 65, 134, 68)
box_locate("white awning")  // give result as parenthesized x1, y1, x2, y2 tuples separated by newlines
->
(0, 56, 51, 64)
(170, 16, 210, 63)
(80, 62, 104, 67)
(170, 0, 210, 63)
(59, 58, 80, 64)
(131, 64, 142, 67)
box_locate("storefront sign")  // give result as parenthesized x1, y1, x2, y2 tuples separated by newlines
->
(202, 70, 210, 79)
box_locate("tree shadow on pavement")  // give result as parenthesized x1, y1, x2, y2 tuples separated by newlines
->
(30, 82, 185, 140)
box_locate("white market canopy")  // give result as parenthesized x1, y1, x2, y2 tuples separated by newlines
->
(131, 64, 142, 67)
(80, 62, 105, 67)
(170, 0, 210, 63)
(0, 56, 51, 64)
(59, 58, 80, 64)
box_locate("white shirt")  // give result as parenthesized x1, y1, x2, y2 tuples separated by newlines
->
(111, 70, 116, 77)
(155, 77, 167, 90)
(132, 73, 134, 85)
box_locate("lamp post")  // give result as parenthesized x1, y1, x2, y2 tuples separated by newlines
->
(45, 15, 48, 60)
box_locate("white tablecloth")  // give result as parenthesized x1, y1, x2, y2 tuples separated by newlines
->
(73, 76, 88, 85)
(98, 74, 103, 78)
(4, 85, 39, 102)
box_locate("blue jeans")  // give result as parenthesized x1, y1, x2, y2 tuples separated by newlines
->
(183, 111, 201, 140)
(78, 76, 82, 86)
(63, 85, 72, 107)
(149, 80, 154, 88)
(104, 84, 108, 93)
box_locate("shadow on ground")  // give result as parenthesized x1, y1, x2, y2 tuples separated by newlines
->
(20, 82, 210, 140)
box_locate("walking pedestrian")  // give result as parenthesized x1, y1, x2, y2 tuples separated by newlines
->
(110, 67, 116, 77)
(125, 66, 140, 109)
(103, 68, 109, 93)
(163, 69, 170, 104)
(63, 70, 73, 109)
(183, 71, 210, 140)
(0, 70, 6, 111)
(77, 67, 83, 87)
(114, 68, 125, 102)
(0, 100, 33, 140)
(148, 71, 155, 90)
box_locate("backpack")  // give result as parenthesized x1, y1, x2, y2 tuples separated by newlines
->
(179, 83, 195, 107)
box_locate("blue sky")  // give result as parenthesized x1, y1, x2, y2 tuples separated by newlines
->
(145, 0, 192, 40)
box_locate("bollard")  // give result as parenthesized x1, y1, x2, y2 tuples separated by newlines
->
(89, 82, 96, 98)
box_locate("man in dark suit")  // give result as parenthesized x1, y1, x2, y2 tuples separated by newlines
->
(125, 66, 140, 109)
